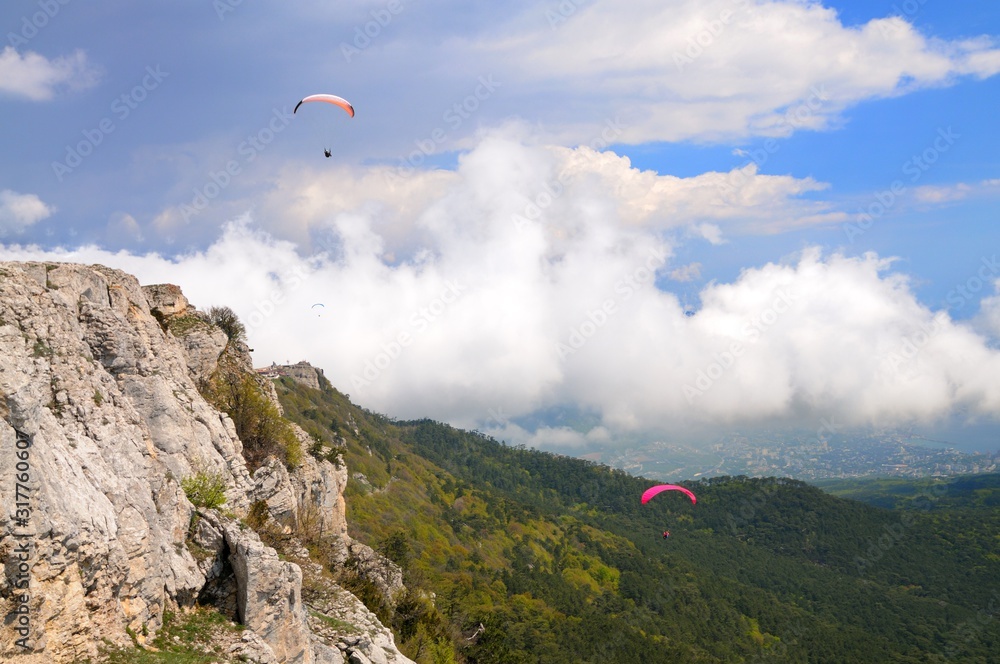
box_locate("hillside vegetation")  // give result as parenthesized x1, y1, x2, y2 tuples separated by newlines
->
(276, 376, 1000, 663)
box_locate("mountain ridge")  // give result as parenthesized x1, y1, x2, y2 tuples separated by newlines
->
(275, 375, 1000, 662)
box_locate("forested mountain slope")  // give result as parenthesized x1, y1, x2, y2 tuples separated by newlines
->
(277, 375, 1000, 663)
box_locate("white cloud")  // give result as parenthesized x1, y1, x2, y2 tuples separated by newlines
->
(6, 223, 999, 442)
(4, 131, 1000, 447)
(0, 190, 54, 235)
(455, 0, 1000, 144)
(106, 212, 143, 243)
(690, 223, 724, 245)
(973, 280, 1000, 341)
(669, 262, 702, 282)
(913, 179, 1000, 204)
(0, 47, 100, 100)
(220, 130, 844, 249)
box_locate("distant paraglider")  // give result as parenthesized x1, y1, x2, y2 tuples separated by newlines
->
(311, 303, 325, 317)
(293, 94, 355, 158)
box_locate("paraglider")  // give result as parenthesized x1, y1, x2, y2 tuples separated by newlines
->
(294, 94, 355, 117)
(643, 484, 696, 540)
(311, 303, 325, 317)
(293, 94, 355, 158)
(641, 484, 697, 505)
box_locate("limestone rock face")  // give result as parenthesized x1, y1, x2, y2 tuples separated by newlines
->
(142, 282, 191, 316)
(142, 283, 190, 316)
(253, 425, 349, 552)
(305, 572, 413, 664)
(346, 541, 405, 607)
(291, 452, 350, 545)
(253, 457, 300, 527)
(278, 361, 325, 391)
(0, 262, 254, 662)
(142, 284, 230, 389)
(174, 317, 229, 389)
(0, 262, 414, 664)
(230, 630, 281, 664)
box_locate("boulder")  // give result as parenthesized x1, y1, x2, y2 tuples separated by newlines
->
(224, 521, 313, 663)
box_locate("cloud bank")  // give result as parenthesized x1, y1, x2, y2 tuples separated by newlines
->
(4, 131, 999, 450)
(467, 0, 1000, 144)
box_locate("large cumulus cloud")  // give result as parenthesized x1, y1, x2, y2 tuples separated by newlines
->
(4, 131, 999, 450)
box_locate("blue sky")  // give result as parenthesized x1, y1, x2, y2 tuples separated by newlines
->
(2, 0, 1000, 453)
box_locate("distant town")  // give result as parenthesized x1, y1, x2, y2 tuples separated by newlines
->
(593, 429, 1000, 482)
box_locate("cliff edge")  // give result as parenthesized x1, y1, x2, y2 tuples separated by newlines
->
(0, 262, 412, 664)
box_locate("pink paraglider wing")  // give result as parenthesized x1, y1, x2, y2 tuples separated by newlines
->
(294, 94, 355, 117)
(641, 484, 697, 505)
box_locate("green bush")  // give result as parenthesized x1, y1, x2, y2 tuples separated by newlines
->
(206, 305, 246, 343)
(206, 371, 302, 471)
(181, 471, 228, 510)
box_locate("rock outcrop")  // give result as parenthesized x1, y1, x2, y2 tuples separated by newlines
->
(253, 446, 350, 547)
(0, 262, 413, 663)
(258, 361, 326, 391)
(224, 521, 312, 663)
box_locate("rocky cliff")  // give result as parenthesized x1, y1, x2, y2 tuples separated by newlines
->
(0, 262, 413, 664)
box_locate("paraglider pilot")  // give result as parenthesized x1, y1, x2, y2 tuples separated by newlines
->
(662, 530, 671, 539)
(324, 149, 331, 158)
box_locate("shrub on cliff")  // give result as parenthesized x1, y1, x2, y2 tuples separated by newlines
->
(181, 470, 228, 510)
(206, 370, 302, 471)
(206, 305, 246, 343)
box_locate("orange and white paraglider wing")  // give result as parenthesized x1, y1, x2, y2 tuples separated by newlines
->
(640, 484, 697, 505)
(294, 94, 355, 117)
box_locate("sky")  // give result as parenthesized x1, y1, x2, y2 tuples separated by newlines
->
(2, 0, 1000, 454)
